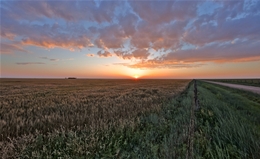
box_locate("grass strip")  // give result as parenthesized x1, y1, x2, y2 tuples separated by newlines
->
(194, 81, 260, 159)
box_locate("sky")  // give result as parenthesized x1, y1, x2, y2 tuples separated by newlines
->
(1, 0, 260, 79)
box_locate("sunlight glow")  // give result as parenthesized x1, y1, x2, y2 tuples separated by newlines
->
(123, 68, 147, 79)
(134, 74, 139, 79)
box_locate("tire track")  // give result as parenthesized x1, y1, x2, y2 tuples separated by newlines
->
(186, 80, 198, 159)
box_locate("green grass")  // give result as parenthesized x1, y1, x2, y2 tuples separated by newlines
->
(194, 81, 260, 158)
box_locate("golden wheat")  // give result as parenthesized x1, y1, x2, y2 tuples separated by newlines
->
(0, 79, 190, 141)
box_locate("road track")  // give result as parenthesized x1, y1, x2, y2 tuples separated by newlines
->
(203, 81, 260, 94)
(186, 80, 196, 159)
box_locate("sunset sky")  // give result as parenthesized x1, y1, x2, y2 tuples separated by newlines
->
(1, 0, 260, 79)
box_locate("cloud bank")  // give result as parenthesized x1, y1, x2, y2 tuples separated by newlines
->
(1, 0, 260, 68)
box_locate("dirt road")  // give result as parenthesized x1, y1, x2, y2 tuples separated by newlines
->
(203, 80, 260, 94)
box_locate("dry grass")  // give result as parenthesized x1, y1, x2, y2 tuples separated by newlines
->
(0, 79, 190, 142)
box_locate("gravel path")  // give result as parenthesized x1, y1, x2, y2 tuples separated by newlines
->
(203, 80, 260, 94)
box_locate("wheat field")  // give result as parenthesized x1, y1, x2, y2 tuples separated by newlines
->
(0, 79, 190, 157)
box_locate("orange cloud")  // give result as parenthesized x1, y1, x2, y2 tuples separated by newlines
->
(214, 56, 260, 63)
(22, 36, 93, 50)
(0, 42, 30, 54)
(86, 54, 95, 57)
(114, 49, 150, 60)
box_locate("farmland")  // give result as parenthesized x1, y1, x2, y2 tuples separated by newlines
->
(0, 79, 259, 158)
(0, 79, 190, 158)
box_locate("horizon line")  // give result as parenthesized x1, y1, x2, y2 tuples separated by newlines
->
(1, 77, 260, 80)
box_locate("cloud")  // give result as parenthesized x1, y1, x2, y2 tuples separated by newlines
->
(39, 57, 59, 61)
(16, 62, 45, 65)
(185, 14, 260, 46)
(50, 59, 59, 61)
(94, 24, 126, 50)
(2, 1, 120, 22)
(61, 58, 74, 61)
(1, 19, 94, 51)
(21, 32, 93, 50)
(131, 49, 150, 59)
(114, 61, 204, 69)
(1, 0, 260, 68)
(115, 38, 260, 69)
(1, 4, 94, 51)
(129, 1, 198, 24)
(114, 48, 150, 60)
(118, 12, 139, 37)
(0, 42, 30, 54)
(129, 20, 187, 51)
(39, 57, 48, 60)
(162, 39, 260, 63)
(86, 54, 95, 57)
(97, 50, 113, 57)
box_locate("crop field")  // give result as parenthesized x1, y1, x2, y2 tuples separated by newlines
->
(1, 79, 259, 158)
(208, 79, 260, 87)
(0, 79, 190, 158)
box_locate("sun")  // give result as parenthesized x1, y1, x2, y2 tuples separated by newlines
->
(134, 74, 139, 79)
(124, 68, 146, 79)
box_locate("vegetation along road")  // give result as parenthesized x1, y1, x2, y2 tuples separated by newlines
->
(203, 80, 260, 94)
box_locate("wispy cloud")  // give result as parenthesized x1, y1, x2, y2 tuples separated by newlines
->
(16, 62, 45, 65)
(114, 61, 204, 69)
(86, 54, 95, 57)
(50, 59, 59, 61)
(39, 56, 59, 61)
(61, 58, 74, 61)
(39, 57, 48, 60)
(0, 42, 30, 54)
